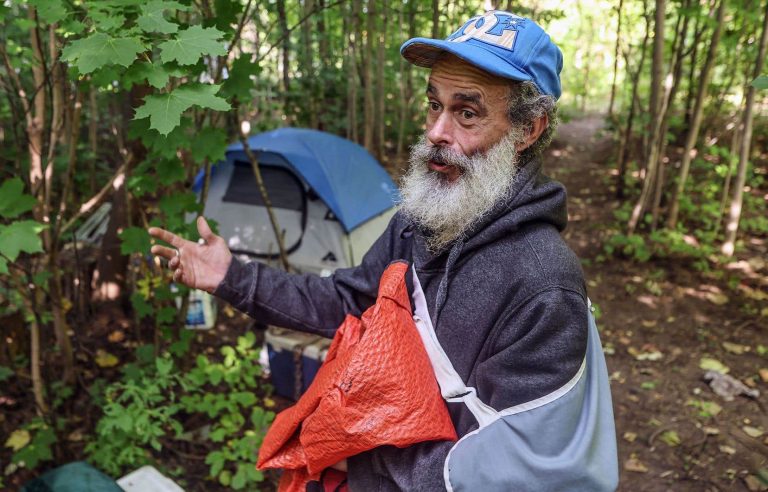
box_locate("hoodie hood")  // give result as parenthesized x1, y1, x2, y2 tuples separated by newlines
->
(403, 156, 570, 329)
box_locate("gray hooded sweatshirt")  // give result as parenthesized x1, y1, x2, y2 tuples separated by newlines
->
(214, 157, 619, 491)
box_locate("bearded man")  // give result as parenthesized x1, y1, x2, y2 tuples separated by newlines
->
(150, 10, 618, 491)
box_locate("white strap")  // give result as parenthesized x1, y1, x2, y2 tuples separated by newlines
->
(411, 265, 499, 428)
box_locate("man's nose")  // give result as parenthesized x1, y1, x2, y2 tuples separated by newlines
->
(427, 112, 454, 147)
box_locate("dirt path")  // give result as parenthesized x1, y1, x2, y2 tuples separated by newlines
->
(546, 117, 768, 492)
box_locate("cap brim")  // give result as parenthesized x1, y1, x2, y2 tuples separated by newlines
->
(401, 38, 533, 84)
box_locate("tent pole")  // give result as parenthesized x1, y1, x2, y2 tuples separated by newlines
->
(237, 131, 292, 272)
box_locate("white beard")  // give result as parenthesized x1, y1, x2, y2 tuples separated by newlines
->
(399, 130, 523, 253)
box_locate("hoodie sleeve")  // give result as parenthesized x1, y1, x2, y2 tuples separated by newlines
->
(212, 213, 406, 338)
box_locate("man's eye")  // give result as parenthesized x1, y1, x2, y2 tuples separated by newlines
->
(428, 102, 440, 111)
(460, 110, 476, 120)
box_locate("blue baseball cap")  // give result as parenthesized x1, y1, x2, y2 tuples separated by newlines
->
(401, 11, 563, 100)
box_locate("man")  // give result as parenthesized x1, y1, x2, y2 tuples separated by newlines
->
(150, 10, 618, 491)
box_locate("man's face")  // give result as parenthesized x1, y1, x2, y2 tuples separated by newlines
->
(400, 58, 525, 253)
(425, 54, 513, 182)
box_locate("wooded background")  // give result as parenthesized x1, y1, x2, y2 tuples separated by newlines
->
(0, 0, 766, 490)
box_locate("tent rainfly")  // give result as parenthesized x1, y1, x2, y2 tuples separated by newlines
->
(194, 128, 399, 275)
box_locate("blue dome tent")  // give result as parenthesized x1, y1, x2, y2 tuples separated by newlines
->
(194, 128, 399, 275)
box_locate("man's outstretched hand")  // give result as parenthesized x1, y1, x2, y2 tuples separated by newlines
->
(149, 216, 232, 293)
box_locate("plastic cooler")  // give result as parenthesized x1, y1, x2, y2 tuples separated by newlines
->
(265, 327, 331, 400)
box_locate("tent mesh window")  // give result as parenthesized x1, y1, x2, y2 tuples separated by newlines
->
(223, 161, 305, 211)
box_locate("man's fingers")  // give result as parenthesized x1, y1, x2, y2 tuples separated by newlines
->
(148, 226, 185, 249)
(197, 216, 216, 242)
(151, 245, 177, 260)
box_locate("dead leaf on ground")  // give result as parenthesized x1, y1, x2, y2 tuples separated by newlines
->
(744, 475, 768, 492)
(659, 430, 681, 447)
(67, 429, 84, 442)
(719, 445, 736, 455)
(743, 426, 765, 438)
(628, 345, 663, 361)
(700, 357, 730, 374)
(623, 431, 637, 443)
(94, 349, 119, 368)
(703, 426, 719, 435)
(759, 368, 768, 383)
(641, 320, 657, 328)
(624, 457, 649, 473)
(705, 291, 729, 305)
(740, 285, 768, 301)
(723, 341, 750, 355)
(619, 336, 631, 346)
(4, 429, 30, 451)
(108, 330, 125, 343)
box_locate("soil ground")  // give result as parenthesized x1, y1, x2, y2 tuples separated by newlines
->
(547, 116, 768, 491)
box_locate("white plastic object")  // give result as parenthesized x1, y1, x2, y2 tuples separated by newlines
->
(117, 465, 185, 492)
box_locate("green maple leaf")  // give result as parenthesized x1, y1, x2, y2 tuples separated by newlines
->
(29, 0, 67, 24)
(131, 293, 154, 320)
(134, 84, 230, 135)
(159, 192, 199, 219)
(137, 0, 188, 34)
(191, 127, 228, 162)
(212, 0, 243, 31)
(752, 75, 768, 90)
(158, 25, 226, 65)
(157, 159, 186, 185)
(62, 33, 143, 74)
(220, 55, 260, 103)
(119, 226, 151, 255)
(0, 221, 46, 262)
(87, 8, 126, 32)
(124, 61, 170, 89)
(0, 178, 36, 219)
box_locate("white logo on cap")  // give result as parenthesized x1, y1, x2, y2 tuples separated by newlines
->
(447, 11, 524, 50)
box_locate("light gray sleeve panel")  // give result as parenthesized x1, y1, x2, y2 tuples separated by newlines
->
(444, 312, 618, 492)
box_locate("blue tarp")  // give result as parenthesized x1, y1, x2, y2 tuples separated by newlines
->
(194, 128, 399, 232)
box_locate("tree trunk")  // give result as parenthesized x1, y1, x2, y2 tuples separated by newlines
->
(276, 0, 290, 114)
(714, 102, 744, 239)
(627, 0, 666, 234)
(301, 0, 318, 128)
(91, 86, 148, 303)
(616, 1, 651, 200)
(375, 5, 386, 161)
(363, 0, 375, 151)
(607, 0, 624, 119)
(89, 85, 98, 194)
(666, 0, 725, 229)
(432, 0, 440, 39)
(396, 1, 415, 158)
(346, 0, 360, 143)
(683, 11, 702, 128)
(721, 0, 768, 256)
(20, 282, 48, 415)
(649, 2, 692, 230)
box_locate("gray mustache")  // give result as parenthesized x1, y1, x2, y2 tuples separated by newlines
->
(425, 145, 472, 170)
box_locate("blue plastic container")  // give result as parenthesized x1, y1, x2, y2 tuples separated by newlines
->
(265, 327, 330, 400)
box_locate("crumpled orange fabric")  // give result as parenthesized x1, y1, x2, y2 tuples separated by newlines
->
(256, 261, 457, 491)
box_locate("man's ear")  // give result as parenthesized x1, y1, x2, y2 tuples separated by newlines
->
(515, 114, 548, 152)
